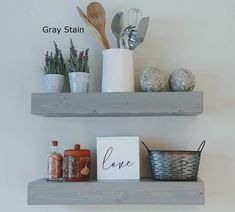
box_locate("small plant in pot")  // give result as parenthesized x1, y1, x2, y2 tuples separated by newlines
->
(42, 41, 66, 93)
(67, 39, 90, 93)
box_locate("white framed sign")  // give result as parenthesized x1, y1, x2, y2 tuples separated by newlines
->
(96, 136, 140, 180)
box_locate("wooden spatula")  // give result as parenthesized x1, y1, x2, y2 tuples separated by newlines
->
(76, 6, 105, 49)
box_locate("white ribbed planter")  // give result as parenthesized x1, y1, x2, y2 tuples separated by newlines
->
(102, 49, 134, 92)
(68, 72, 90, 93)
(43, 74, 65, 93)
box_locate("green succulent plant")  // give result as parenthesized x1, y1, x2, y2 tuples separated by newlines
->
(67, 39, 89, 73)
(42, 41, 66, 75)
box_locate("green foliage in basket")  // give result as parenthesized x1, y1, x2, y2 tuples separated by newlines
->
(42, 41, 66, 75)
(67, 39, 89, 73)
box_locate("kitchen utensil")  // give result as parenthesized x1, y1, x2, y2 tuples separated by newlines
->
(142, 140, 206, 181)
(86, 2, 110, 49)
(130, 17, 150, 50)
(128, 8, 142, 28)
(111, 12, 124, 48)
(122, 32, 129, 49)
(128, 30, 137, 49)
(76, 6, 105, 48)
(122, 25, 136, 49)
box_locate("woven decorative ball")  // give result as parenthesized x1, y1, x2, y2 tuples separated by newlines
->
(140, 67, 166, 92)
(169, 69, 196, 92)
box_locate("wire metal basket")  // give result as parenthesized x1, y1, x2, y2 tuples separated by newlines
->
(142, 140, 206, 181)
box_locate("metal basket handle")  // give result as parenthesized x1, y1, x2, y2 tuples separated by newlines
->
(197, 140, 206, 152)
(141, 141, 150, 152)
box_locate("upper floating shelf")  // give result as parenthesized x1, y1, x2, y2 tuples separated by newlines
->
(31, 92, 203, 117)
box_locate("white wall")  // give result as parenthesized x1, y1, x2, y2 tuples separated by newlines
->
(0, 0, 235, 211)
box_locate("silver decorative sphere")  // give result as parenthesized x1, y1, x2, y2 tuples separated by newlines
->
(140, 67, 166, 92)
(169, 69, 196, 92)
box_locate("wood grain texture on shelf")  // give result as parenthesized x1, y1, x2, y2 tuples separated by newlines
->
(28, 178, 205, 205)
(31, 92, 203, 117)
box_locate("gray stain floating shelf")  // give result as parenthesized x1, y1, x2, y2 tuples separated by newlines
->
(28, 178, 205, 205)
(31, 92, 203, 117)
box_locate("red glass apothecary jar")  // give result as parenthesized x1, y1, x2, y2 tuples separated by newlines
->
(64, 144, 90, 182)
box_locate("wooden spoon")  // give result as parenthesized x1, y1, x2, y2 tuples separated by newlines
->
(86, 2, 110, 49)
(76, 6, 105, 48)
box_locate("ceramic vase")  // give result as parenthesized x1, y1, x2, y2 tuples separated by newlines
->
(43, 74, 65, 93)
(102, 49, 134, 92)
(68, 72, 90, 93)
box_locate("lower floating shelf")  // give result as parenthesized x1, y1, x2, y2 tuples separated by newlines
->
(28, 178, 205, 205)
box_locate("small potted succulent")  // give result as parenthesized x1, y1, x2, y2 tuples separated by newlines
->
(42, 41, 66, 93)
(67, 39, 90, 93)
